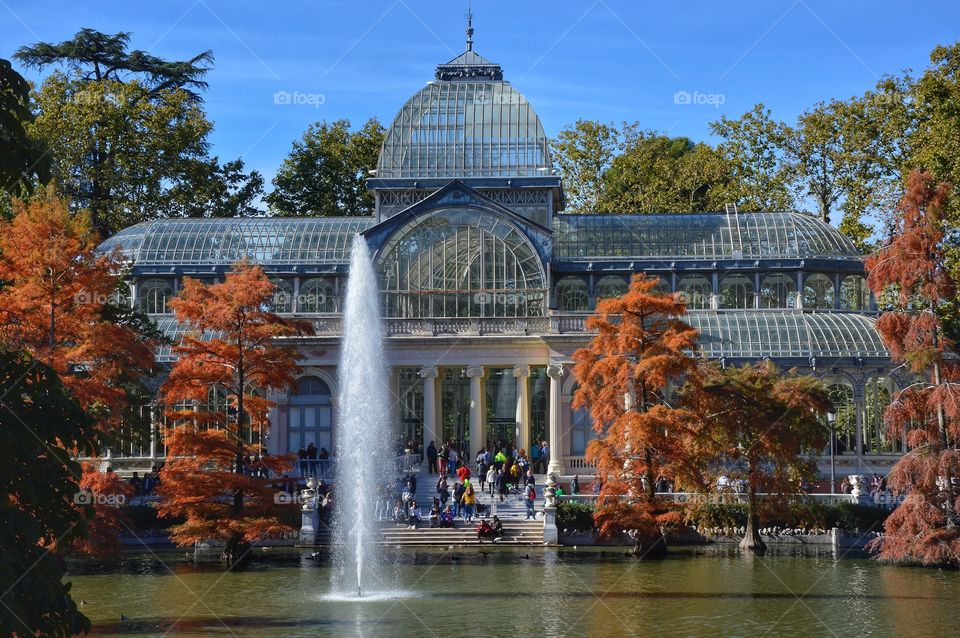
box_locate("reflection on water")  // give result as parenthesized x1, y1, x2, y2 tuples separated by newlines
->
(67, 546, 958, 637)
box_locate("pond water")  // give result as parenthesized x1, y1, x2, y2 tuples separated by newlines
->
(68, 546, 958, 637)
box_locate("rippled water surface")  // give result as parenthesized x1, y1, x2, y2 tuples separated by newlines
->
(68, 546, 959, 637)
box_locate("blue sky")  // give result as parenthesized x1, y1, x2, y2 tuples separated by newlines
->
(3, 0, 959, 190)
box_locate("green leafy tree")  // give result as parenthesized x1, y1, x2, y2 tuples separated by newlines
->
(0, 351, 98, 636)
(552, 119, 621, 213)
(267, 117, 384, 216)
(604, 130, 734, 213)
(15, 29, 261, 235)
(710, 104, 793, 211)
(0, 58, 51, 212)
(781, 100, 868, 225)
(684, 362, 829, 554)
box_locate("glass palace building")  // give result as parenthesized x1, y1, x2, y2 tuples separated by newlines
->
(98, 42, 902, 482)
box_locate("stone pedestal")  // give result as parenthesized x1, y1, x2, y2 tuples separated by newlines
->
(299, 478, 319, 545)
(542, 472, 559, 544)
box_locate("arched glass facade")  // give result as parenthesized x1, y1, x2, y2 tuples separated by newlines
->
(719, 274, 755, 309)
(556, 277, 589, 312)
(678, 274, 712, 310)
(377, 207, 546, 318)
(760, 273, 797, 309)
(803, 274, 835, 309)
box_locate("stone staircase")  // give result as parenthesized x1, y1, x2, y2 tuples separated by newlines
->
(378, 519, 543, 546)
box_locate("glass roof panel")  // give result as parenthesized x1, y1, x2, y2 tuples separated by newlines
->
(553, 212, 860, 260)
(97, 217, 375, 266)
(685, 311, 887, 359)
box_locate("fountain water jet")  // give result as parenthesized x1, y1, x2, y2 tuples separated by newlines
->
(330, 235, 391, 597)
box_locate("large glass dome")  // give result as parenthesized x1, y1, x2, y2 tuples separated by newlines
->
(376, 51, 552, 179)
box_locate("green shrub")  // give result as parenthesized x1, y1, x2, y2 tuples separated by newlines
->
(825, 502, 890, 533)
(557, 500, 595, 533)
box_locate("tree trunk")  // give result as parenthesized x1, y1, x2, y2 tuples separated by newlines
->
(740, 485, 767, 555)
(220, 531, 251, 569)
(631, 529, 669, 559)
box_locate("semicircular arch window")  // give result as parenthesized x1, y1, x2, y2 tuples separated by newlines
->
(594, 275, 627, 301)
(377, 208, 547, 318)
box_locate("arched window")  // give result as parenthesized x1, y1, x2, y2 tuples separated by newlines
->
(719, 274, 754, 309)
(803, 274, 835, 309)
(677, 274, 711, 309)
(824, 381, 856, 455)
(269, 278, 293, 313)
(138, 278, 173, 314)
(760, 273, 797, 308)
(864, 376, 900, 454)
(570, 405, 595, 456)
(840, 275, 869, 310)
(378, 208, 547, 318)
(289, 375, 333, 455)
(298, 278, 336, 313)
(594, 275, 627, 301)
(556, 277, 589, 312)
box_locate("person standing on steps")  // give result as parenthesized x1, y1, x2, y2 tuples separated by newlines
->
(496, 469, 508, 503)
(462, 479, 476, 522)
(486, 464, 496, 497)
(426, 440, 438, 474)
(438, 442, 448, 476)
(437, 474, 450, 507)
(537, 441, 549, 474)
(571, 474, 580, 495)
(524, 482, 537, 520)
(524, 468, 536, 488)
(453, 480, 466, 518)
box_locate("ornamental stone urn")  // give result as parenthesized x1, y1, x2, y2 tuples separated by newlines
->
(848, 475, 863, 498)
(300, 478, 319, 545)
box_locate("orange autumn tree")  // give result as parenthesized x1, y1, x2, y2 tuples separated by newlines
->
(0, 189, 156, 556)
(157, 261, 312, 567)
(572, 274, 701, 557)
(683, 362, 830, 554)
(0, 188, 155, 416)
(865, 170, 960, 567)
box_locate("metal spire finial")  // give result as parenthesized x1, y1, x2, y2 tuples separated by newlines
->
(465, 2, 474, 51)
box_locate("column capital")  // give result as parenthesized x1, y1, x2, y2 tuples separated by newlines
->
(418, 366, 439, 379)
(512, 365, 531, 378)
(546, 364, 565, 380)
(466, 365, 485, 379)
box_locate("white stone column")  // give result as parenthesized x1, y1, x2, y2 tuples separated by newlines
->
(546, 364, 564, 476)
(466, 366, 485, 461)
(419, 367, 439, 458)
(514, 365, 531, 452)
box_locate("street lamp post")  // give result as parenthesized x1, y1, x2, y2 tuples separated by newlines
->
(827, 412, 837, 494)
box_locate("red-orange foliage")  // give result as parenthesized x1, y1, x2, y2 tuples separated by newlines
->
(157, 261, 312, 565)
(683, 362, 829, 552)
(865, 170, 960, 566)
(69, 464, 134, 556)
(0, 189, 155, 421)
(572, 274, 701, 553)
(0, 190, 155, 556)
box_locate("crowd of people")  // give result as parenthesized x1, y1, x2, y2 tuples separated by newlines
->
(296, 443, 331, 478)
